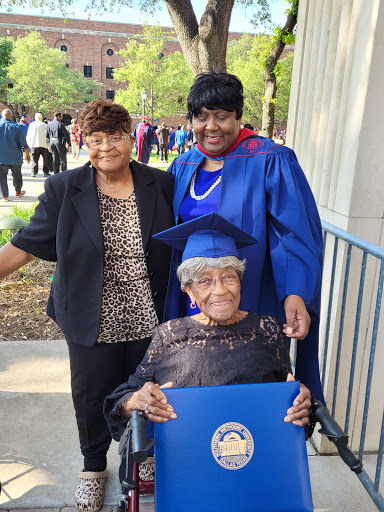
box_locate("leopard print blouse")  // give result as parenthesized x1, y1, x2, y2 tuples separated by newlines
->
(96, 188, 158, 343)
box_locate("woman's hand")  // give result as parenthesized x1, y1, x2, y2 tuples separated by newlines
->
(284, 373, 311, 427)
(122, 381, 177, 423)
(283, 294, 310, 339)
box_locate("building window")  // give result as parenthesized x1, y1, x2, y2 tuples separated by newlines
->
(84, 65, 92, 77)
(106, 90, 115, 100)
(107, 48, 114, 56)
(106, 67, 114, 79)
(60, 45, 67, 52)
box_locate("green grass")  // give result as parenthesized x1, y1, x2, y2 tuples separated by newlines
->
(147, 150, 179, 166)
(0, 203, 37, 247)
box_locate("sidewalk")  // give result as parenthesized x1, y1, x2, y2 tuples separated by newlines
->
(0, 149, 169, 218)
(0, 339, 154, 511)
(0, 149, 89, 217)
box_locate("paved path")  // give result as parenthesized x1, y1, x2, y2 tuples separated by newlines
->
(0, 149, 89, 216)
(0, 149, 169, 217)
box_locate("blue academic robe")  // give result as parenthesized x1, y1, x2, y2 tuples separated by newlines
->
(166, 136, 325, 403)
(133, 122, 156, 164)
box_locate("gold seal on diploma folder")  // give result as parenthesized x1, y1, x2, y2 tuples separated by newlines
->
(211, 422, 254, 470)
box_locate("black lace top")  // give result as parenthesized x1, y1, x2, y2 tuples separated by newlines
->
(104, 312, 292, 439)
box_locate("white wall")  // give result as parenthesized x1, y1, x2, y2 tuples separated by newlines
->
(287, 0, 384, 453)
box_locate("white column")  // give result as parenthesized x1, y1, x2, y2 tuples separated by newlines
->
(287, 0, 384, 453)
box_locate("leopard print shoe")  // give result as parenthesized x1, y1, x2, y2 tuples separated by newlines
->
(74, 470, 107, 512)
(139, 456, 155, 495)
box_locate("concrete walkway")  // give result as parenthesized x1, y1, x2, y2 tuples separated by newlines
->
(0, 339, 380, 511)
(0, 339, 154, 511)
(0, 148, 169, 217)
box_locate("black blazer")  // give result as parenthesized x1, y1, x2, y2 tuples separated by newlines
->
(12, 160, 174, 347)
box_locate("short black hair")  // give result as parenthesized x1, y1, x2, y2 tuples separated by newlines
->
(187, 72, 244, 122)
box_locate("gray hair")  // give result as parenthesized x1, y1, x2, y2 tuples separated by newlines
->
(177, 256, 246, 290)
(35, 112, 43, 121)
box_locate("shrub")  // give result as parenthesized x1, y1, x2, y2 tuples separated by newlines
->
(0, 203, 37, 247)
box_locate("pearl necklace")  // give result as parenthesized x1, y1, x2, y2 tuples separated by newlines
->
(190, 169, 222, 201)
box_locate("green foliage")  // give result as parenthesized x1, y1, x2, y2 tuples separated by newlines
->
(227, 33, 293, 128)
(227, 34, 268, 127)
(5, 31, 103, 114)
(0, 203, 37, 247)
(114, 25, 194, 120)
(0, 0, 276, 27)
(253, 0, 297, 49)
(0, 36, 14, 103)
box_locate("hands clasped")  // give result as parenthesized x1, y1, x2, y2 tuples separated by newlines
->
(123, 381, 177, 423)
(123, 375, 310, 427)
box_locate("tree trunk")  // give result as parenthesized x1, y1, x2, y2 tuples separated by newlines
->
(164, 0, 234, 75)
(260, 8, 297, 138)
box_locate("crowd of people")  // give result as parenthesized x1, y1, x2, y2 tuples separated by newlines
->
(0, 110, 86, 201)
(0, 72, 322, 512)
(0, 104, 287, 204)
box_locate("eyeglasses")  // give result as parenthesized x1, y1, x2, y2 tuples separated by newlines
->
(85, 134, 130, 150)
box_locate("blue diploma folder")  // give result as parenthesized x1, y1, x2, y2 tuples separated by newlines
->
(154, 382, 313, 512)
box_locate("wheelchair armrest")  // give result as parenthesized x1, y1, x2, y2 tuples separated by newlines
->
(130, 410, 155, 463)
(311, 397, 363, 474)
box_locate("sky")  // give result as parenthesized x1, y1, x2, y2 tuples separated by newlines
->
(1, 0, 289, 34)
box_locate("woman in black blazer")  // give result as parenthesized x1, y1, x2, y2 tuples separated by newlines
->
(0, 99, 174, 512)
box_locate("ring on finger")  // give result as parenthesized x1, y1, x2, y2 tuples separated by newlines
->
(144, 403, 150, 415)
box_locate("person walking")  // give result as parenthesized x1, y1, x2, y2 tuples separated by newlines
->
(26, 113, 51, 177)
(186, 124, 194, 150)
(46, 112, 71, 173)
(70, 119, 81, 160)
(18, 114, 30, 136)
(175, 125, 187, 155)
(168, 126, 176, 154)
(157, 122, 169, 162)
(0, 109, 29, 201)
(133, 116, 156, 164)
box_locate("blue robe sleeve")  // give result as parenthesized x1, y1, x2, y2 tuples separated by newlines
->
(265, 148, 323, 312)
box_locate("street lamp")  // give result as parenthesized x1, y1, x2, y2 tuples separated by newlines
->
(75, 108, 79, 121)
(141, 89, 147, 117)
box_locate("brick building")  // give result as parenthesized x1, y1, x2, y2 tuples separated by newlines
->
(0, 13, 244, 125)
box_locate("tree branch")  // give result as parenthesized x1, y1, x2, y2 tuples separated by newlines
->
(266, 9, 297, 73)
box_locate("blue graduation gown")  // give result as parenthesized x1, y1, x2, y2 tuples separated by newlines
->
(133, 123, 156, 164)
(166, 136, 325, 403)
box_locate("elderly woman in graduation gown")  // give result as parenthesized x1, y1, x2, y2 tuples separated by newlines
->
(105, 213, 312, 439)
(165, 72, 324, 404)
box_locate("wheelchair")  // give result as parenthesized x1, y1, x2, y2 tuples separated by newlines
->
(116, 387, 362, 512)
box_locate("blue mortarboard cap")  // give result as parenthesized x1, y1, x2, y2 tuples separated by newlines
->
(153, 212, 258, 262)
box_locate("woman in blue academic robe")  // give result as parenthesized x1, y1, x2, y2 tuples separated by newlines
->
(165, 72, 325, 403)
